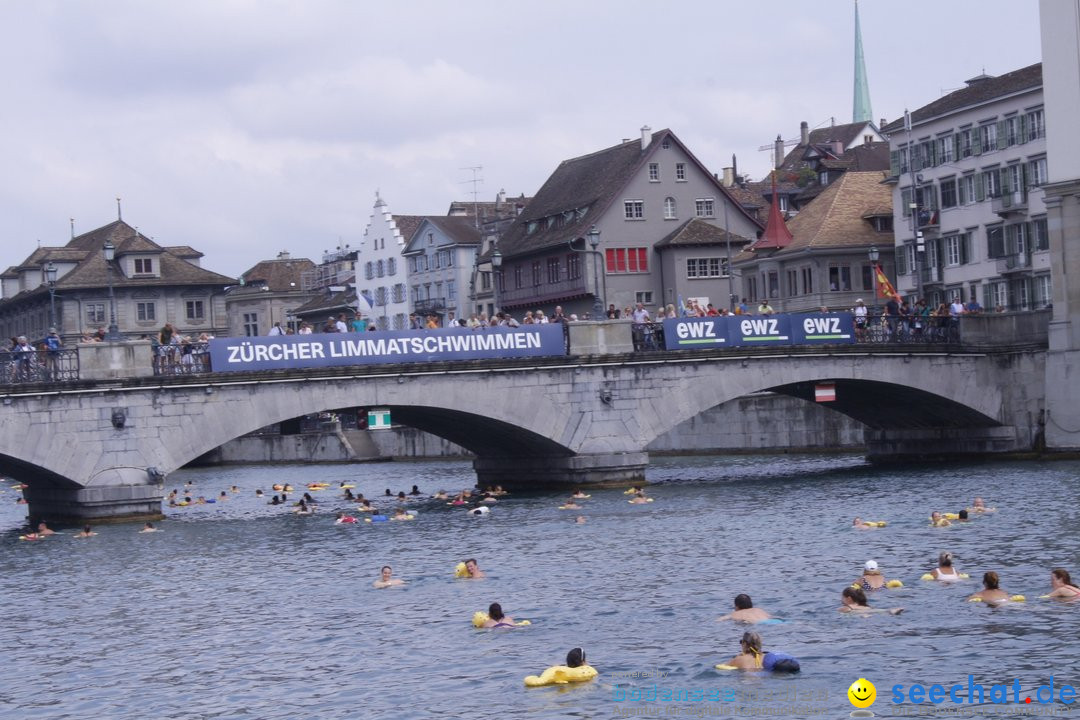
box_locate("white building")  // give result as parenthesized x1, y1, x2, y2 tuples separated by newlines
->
(357, 194, 423, 330)
(883, 64, 1049, 311)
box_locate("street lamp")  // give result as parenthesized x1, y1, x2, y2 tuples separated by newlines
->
(491, 247, 502, 313)
(867, 246, 880, 312)
(586, 225, 605, 319)
(44, 261, 58, 331)
(103, 240, 121, 341)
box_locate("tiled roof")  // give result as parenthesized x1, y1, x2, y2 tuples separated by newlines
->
(164, 245, 203, 259)
(654, 218, 752, 249)
(423, 216, 483, 246)
(772, 171, 892, 255)
(447, 194, 530, 221)
(882, 63, 1042, 133)
(291, 288, 356, 316)
(241, 257, 317, 292)
(495, 129, 760, 260)
(391, 215, 425, 245)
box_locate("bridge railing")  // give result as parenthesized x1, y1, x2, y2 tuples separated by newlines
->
(0, 348, 80, 384)
(153, 342, 212, 376)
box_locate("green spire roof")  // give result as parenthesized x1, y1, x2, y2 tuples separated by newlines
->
(853, 0, 873, 123)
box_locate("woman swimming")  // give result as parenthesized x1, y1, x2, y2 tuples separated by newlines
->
(373, 565, 405, 588)
(856, 560, 886, 591)
(73, 525, 97, 538)
(482, 602, 516, 628)
(1046, 568, 1080, 599)
(720, 631, 800, 672)
(968, 571, 1011, 605)
(930, 511, 952, 527)
(840, 586, 903, 614)
(931, 551, 962, 581)
(629, 491, 650, 504)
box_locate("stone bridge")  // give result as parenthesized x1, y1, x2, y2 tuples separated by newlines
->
(0, 317, 1048, 522)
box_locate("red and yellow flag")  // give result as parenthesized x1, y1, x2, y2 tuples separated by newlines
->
(874, 264, 901, 303)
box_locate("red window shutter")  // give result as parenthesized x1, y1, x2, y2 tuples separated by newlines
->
(637, 248, 648, 272)
(616, 249, 627, 272)
(606, 248, 616, 273)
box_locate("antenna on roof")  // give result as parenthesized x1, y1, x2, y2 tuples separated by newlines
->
(460, 166, 484, 229)
(70, 218, 75, 239)
(116, 197, 122, 221)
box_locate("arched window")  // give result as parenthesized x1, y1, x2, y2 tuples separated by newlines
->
(387, 258, 397, 276)
(664, 197, 677, 220)
(377, 259, 385, 277)
(365, 262, 374, 280)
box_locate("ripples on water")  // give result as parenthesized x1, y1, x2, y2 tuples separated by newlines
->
(2, 454, 1080, 719)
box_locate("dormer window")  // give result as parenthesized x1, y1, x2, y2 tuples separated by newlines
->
(134, 258, 153, 274)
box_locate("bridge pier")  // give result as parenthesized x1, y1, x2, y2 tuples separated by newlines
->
(22, 471, 164, 525)
(864, 426, 1032, 462)
(473, 452, 649, 490)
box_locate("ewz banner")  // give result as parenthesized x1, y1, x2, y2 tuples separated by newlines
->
(208, 325, 567, 372)
(663, 313, 855, 350)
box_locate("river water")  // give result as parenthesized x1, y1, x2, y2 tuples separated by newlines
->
(2, 454, 1080, 719)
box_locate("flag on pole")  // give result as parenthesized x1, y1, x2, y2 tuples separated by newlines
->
(677, 294, 689, 317)
(356, 289, 374, 315)
(873, 264, 901, 304)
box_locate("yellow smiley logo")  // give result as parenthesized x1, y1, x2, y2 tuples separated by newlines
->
(848, 678, 876, 709)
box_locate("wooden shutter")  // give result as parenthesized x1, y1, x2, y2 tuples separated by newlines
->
(890, 150, 900, 177)
(997, 120, 1008, 150)
(975, 173, 986, 202)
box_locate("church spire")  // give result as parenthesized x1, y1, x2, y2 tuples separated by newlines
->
(852, 0, 873, 123)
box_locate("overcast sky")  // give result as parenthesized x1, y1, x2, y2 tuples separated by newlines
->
(0, 0, 1043, 280)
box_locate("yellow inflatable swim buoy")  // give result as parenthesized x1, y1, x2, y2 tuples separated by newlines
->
(886, 579, 904, 589)
(471, 612, 531, 628)
(921, 573, 935, 581)
(862, 521, 888, 527)
(524, 665, 597, 687)
(1011, 595, 1026, 602)
(455, 562, 469, 578)
(944, 513, 960, 520)
(714, 664, 738, 671)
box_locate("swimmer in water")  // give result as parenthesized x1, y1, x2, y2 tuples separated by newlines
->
(629, 491, 650, 504)
(334, 512, 358, 525)
(463, 558, 485, 579)
(391, 508, 411, 521)
(139, 522, 158, 533)
(575, 516, 587, 524)
(219, 491, 228, 501)
(571, 488, 589, 499)
(969, 571, 1011, 605)
(969, 497, 997, 514)
(852, 517, 876, 530)
(432, 490, 448, 500)
(956, 509, 970, 522)
(840, 586, 903, 614)
(396, 491, 408, 502)
(930, 511, 952, 527)
(373, 565, 405, 588)
(358, 499, 375, 512)
(724, 631, 766, 670)
(931, 551, 962, 581)
(385, 488, 392, 497)
(231, 485, 239, 493)
(409, 485, 421, 496)
(718, 594, 771, 623)
(255, 489, 264, 497)
(36, 522, 56, 537)
(294, 499, 312, 515)
(481, 602, 516, 628)
(270, 495, 281, 505)
(73, 525, 97, 538)
(856, 560, 886, 591)
(1046, 568, 1080, 599)
(560, 499, 582, 510)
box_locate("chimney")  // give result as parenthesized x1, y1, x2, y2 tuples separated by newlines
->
(774, 135, 784, 170)
(800, 121, 809, 146)
(880, 118, 887, 130)
(496, 188, 506, 207)
(641, 125, 652, 151)
(722, 167, 735, 187)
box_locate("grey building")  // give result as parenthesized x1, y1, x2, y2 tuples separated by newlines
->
(226, 252, 317, 336)
(402, 216, 481, 325)
(882, 63, 1049, 311)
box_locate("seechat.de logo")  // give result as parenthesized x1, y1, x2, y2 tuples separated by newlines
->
(848, 678, 877, 717)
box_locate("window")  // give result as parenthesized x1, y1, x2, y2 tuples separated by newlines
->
(375, 287, 388, 305)
(900, 187, 913, 216)
(828, 265, 851, 291)
(1026, 108, 1045, 141)
(605, 248, 649, 273)
(392, 284, 406, 303)
(442, 250, 453, 268)
(801, 267, 813, 294)
(447, 281, 456, 300)
(958, 128, 975, 158)
(694, 198, 715, 217)
(777, 196, 789, 212)
(432, 252, 440, 269)
(663, 197, 677, 219)
(376, 259, 385, 277)
(675, 163, 686, 181)
(136, 302, 155, 322)
(986, 225, 1006, 258)
(1028, 157, 1048, 188)
(624, 200, 644, 219)
(787, 270, 798, 296)
(243, 312, 258, 336)
(134, 258, 153, 274)
(547, 257, 560, 284)
(980, 123, 997, 153)
(566, 254, 581, 280)
(185, 300, 204, 321)
(983, 168, 1001, 197)
(897, 246, 908, 275)
(480, 271, 491, 291)
(1034, 217, 1049, 251)
(648, 163, 660, 181)
(767, 271, 779, 299)
(686, 257, 727, 278)
(411, 284, 420, 301)
(958, 174, 976, 205)
(940, 179, 957, 208)
(635, 291, 653, 305)
(1006, 223, 1029, 256)
(1035, 275, 1052, 308)
(531, 261, 542, 286)
(514, 265, 524, 289)
(745, 276, 758, 301)
(387, 258, 397, 276)
(1005, 116, 1021, 146)
(861, 264, 873, 292)
(392, 314, 406, 330)
(427, 232, 434, 246)
(945, 235, 965, 266)
(86, 302, 105, 325)
(366, 261, 375, 279)
(937, 135, 954, 165)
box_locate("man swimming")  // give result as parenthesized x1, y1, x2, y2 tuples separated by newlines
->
(718, 594, 771, 623)
(373, 565, 405, 588)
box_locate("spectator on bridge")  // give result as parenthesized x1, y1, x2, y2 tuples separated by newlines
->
(663, 304, 677, 319)
(949, 298, 966, 317)
(268, 322, 284, 336)
(522, 311, 534, 324)
(632, 303, 651, 324)
(336, 314, 349, 333)
(536, 310, 549, 323)
(737, 298, 749, 315)
(912, 299, 930, 337)
(607, 304, 620, 319)
(706, 304, 720, 317)
(550, 306, 567, 324)
(95, 327, 107, 342)
(966, 298, 983, 314)
(757, 300, 775, 315)
(351, 314, 367, 332)
(425, 314, 439, 329)
(853, 300, 868, 341)
(298, 322, 313, 335)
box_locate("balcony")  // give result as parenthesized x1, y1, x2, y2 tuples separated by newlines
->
(413, 297, 447, 314)
(995, 253, 1032, 274)
(992, 192, 1028, 217)
(917, 209, 939, 230)
(497, 276, 590, 307)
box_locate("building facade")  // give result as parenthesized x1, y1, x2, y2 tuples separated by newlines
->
(493, 127, 761, 319)
(356, 194, 422, 330)
(402, 217, 480, 324)
(226, 252, 317, 336)
(883, 64, 1049, 311)
(0, 219, 233, 344)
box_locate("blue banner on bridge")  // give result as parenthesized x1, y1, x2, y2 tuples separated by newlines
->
(662, 313, 855, 350)
(208, 325, 567, 373)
